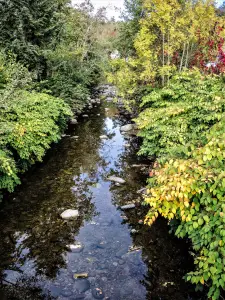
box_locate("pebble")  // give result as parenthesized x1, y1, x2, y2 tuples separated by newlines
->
(73, 273, 88, 279)
(120, 204, 135, 210)
(61, 289, 72, 297)
(118, 259, 125, 265)
(115, 248, 127, 258)
(112, 262, 118, 267)
(92, 288, 105, 299)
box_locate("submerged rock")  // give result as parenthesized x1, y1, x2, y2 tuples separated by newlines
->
(70, 118, 78, 125)
(100, 135, 108, 140)
(120, 204, 135, 210)
(107, 176, 126, 184)
(92, 288, 105, 299)
(60, 209, 79, 220)
(74, 279, 90, 293)
(83, 114, 89, 118)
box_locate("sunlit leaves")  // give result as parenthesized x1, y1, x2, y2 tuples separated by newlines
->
(0, 90, 72, 197)
(140, 71, 225, 299)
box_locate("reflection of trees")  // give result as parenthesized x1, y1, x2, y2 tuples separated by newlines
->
(109, 125, 205, 300)
(0, 107, 107, 287)
(109, 134, 148, 207)
(1, 276, 55, 300)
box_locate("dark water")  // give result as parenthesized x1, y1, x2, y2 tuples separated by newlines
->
(0, 90, 205, 300)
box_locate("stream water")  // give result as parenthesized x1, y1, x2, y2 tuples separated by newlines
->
(0, 87, 206, 300)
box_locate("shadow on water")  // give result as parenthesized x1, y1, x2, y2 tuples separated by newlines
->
(0, 92, 206, 299)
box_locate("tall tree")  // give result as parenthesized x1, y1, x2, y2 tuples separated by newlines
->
(0, 0, 68, 78)
(116, 0, 143, 57)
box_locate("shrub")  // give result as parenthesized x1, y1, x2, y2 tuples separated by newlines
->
(0, 90, 72, 195)
(135, 70, 225, 161)
(137, 71, 225, 299)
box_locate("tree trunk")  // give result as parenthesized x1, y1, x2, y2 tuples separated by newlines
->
(167, 32, 170, 84)
(162, 33, 165, 86)
(180, 43, 186, 72)
(185, 41, 189, 68)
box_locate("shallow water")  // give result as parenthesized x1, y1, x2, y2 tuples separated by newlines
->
(0, 92, 206, 300)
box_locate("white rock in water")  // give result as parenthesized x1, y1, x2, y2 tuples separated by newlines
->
(100, 135, 108, 140)
(107, 176, 126, 184)
(70, 119, 78, 125)
(120, 124, 134, 132)
(61, 209, 79, 220)
(121, 204, 135, 210)
(67, 242, 84, 252)
(124, 144, 131, 148)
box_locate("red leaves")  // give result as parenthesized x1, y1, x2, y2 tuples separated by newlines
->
(191, 25, 225, 74)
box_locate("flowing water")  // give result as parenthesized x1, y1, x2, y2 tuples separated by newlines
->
(0, 87, 206, 300)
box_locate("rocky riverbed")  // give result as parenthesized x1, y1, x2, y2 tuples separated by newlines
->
(0, 85, 206, 300)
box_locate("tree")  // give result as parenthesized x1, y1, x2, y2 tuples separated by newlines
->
(0, 0, 68, 78)
(116, 0, 143, 57)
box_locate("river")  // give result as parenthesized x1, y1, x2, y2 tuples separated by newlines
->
(0, 86, 206, 300)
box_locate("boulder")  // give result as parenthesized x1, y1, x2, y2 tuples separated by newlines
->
(107, 176, 126, 184)
(60, 209, 79, 220)
(120, 124, 134, 132)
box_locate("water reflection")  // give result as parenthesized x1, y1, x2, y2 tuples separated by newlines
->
(0, 101, 206, 299)
(0, 107, 106, 283)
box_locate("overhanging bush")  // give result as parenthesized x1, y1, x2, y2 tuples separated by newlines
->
(0, 90, 72, 195)
(136, 71, 225, 299)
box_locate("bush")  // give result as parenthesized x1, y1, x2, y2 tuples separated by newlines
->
(0, 90, 72, 195)
(137, 71, 225, 299)
(135, 70, 225, 161)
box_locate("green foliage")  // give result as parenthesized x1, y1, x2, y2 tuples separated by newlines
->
(116, 0, 143, 57)
(0, 1, 111, 198)
(0, 0, 67, 76)
(135, 70, 225, 160)
(138, 71, 225, 298)
(0, 90, 72, 194)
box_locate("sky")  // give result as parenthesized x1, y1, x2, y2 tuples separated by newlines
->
(72, 0, 125, 19)
(73, 0, 225, 20)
